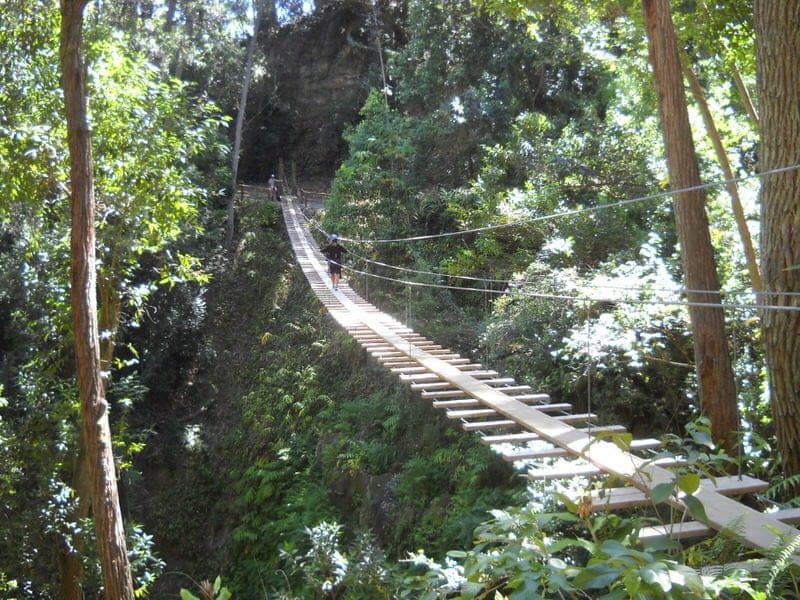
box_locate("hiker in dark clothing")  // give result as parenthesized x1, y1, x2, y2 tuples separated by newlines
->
(321, 233, 347, 290)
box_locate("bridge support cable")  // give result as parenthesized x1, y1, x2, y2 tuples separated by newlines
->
(281, 196, 800, 563)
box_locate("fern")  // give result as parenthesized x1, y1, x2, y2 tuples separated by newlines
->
(765, 473, 800, 506)
(761, 533, 800, 598)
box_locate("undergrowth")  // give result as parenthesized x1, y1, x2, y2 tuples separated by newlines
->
(132, 198, 522, 596)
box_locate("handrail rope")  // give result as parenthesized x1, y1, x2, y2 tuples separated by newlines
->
(340, 245, 800, 300)
(334, 164, 800, 244)
(306, 207, 800, 301)
(331, 261, 800, 313)
(298, 172, 800, 299)
(304, 207, 707, 295)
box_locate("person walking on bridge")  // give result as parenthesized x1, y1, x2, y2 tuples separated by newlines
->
(321, 233, 347, 290)
(267, 173, 278, 201)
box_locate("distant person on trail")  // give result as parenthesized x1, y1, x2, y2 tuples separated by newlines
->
(321, 233, 347, 290)
(268, 174, 277, 201)
(299, 188, 308, 210)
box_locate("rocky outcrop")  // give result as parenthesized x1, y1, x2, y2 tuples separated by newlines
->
(241, 0, 405, 183)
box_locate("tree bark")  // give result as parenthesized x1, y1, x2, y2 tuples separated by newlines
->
(681, 56, 762, 293)
(59, 1, 136, 598)
(642, 0, 739, 454)
(226, 0, 264, 248)
(754, 1, 800, 478)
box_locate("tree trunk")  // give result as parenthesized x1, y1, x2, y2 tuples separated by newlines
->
(731, 62, 759, 131)
(642, 0, 739, 454)
(681, 56, 762, 293)
(59, 435, 93, 600)
(98, 268, 122, 370)
(164, 0, 177, 31)
(754, 1, 800, 478)
(226, 0, 263, 248)
(59, 2, 135, 598)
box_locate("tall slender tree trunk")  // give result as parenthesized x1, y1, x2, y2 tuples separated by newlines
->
(754, 1, 800, 478)
(164, 0, 177, 31)
(681, 56, 762, 292)
(642, 0, 739, 454)
(226, 0, 263, 248)
(59, 2, 135, 598)
(731, 62, 759, 131)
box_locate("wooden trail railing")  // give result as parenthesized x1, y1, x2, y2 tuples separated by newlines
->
(280, 196, 800, 564)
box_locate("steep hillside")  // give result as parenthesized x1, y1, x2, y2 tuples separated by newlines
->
(127, 192, 522, 595)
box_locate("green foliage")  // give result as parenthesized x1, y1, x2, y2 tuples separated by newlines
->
(181, 576, 232, 600)
(0, 1, 230, 592)
(0, 1, 783, 597)
(0, 1, 64, 213)
(765, 474, 800, 508)
(326, 89, 417, 241)
(480, 240, 703, 433)
(87, 36, 227, 318)
(397, 0, 611, 128)
(399, 499, 765, 599)
(279, 522, 392, 599)
(757, 534, 800, 600)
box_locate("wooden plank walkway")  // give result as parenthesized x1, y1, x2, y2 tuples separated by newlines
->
(281, 196, 800, 564)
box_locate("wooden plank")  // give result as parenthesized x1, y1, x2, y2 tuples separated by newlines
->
(420, 389, 474, 399)
(772, 507, 800, 524)
(402, 370, 498, 382)
(433, 394, 553, 408)
(504, 438, 662, 461)
(447, 403, 572, 420)
(420, 385, 536, 399)
(462, 419, 517, 431)
(381, 361, 418, 368)
(638, 508, 800, 543)
(364, 342, 443, 351)
(480, 385, 533, 394)
(390, 366, 427, 374)
(413, 378, 516, 391)
(528, 456, 684, 481)
(394, 364, 482, 375)
(410, 351, 460, 359)
(480, 425, 628, 445)
(588, 475, 769, 512)
(500, 391, 549, 401)
(349, 326, 414, 335)
(552, 412, 597, 424)
(463, 413, 597, 432)
(421, 384, 535, 398)
(410, 383, 458, 392)
(356, 336, 427, 344)
(484, 378, 520, 386)
(401, 373, 443, 382)
(382, 357, 467, 367)
(638, 521, 712, 542)
(371, 332, 425, 338)
(479, 432, 542, 444)
(369, 351, 404, 358)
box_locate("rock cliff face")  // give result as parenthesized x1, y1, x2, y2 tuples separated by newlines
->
(241, 0, 405, 184)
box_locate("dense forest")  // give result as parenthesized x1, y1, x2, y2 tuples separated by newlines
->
(1, 0, 799, 598)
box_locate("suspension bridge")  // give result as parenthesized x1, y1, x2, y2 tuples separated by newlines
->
(279, 193, 800, 566)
